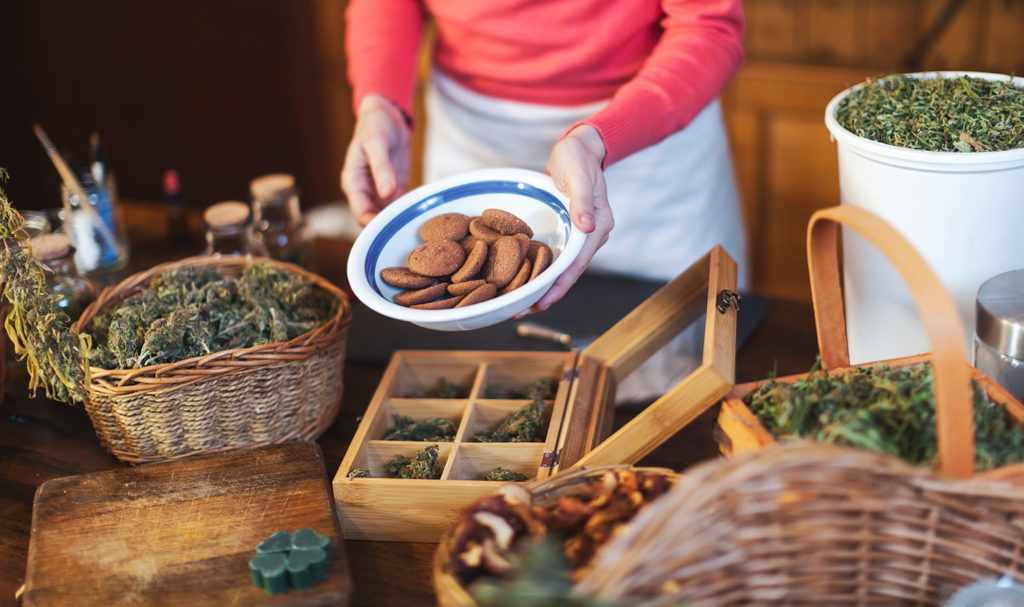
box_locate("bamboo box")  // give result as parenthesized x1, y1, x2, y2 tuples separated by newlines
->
(333, 246, 740, 542)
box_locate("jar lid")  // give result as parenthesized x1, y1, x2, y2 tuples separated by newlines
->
(976, 269, 1024, 359)
(249, 173, 295, 200)
(203, 201, 251, 229)
(29, 233, 72, 261)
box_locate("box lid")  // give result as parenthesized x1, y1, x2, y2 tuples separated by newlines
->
(546, 245, 740, 474)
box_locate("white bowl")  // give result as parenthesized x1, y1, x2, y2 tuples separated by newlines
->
(346, 168, 586, 331)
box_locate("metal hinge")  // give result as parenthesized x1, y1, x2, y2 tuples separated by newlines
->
(541, 449, 562, 469)
(716, 289, 742, 314)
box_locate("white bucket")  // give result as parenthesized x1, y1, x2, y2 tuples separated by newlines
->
(824, 71, 1024, 364)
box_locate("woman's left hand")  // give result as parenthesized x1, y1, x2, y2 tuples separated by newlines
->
(524, 124, 613, 314)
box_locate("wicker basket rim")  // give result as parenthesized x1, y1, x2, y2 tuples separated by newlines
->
(72, 255, 352, 384)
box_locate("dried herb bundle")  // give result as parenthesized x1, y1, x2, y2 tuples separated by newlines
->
(746, 359, 1024, 471)
(484, 377, 558, 401)
(386, 444, 441, 479)
(347, 468, 371, 479)
(383, 414, 457, 441)
(88, 262, 336, 369)
(0, 173, 90, 403)
(835, 74, 1024, 152)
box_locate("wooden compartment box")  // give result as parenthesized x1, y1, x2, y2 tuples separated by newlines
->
(334, 246, 740, 542)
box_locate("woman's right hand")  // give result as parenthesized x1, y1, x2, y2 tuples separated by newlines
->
(340, 94, 413, 226)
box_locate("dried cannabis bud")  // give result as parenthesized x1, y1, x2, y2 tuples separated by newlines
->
(482, 467, 528, 482)
(382, 414, 457, 441)
(746, 358, 1024, 471)
(0, 172, 90, 403)
(386, 444, 441, 479)
(485, 377, 558, 400)
(347, 468, 371, 479)
(424, 378, 469, 398)
(87, 261, 336, 368)
(835, 74, 1024, 152)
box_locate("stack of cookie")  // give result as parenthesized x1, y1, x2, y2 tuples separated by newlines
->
(382, 209, 553, 310)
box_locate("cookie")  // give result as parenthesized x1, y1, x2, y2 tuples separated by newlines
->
(411, 295, 465, 310)
(512, 233, 531, 257)
(381, 267, 436, 289)
(469, 217, 502, 245)
(500, 258, 532, 294)
(419, 213, 471, 242)
(393, 282, 450, 306)
(407, 239, 465, 277)
(481, 208, 533, 238)
(528, 242, 552, 280)
(451, 239, 488, 283)
(448, 279, 488, 296)
(483, 235, 525, 288)
(455, 283, 497, 307)
(459, 234, 481, 253)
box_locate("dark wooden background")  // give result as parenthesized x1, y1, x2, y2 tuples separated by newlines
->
(1, 0, 1022, 297)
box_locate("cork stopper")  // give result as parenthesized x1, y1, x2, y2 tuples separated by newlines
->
(29, 233, 72, 261)
(250, 173, 296, 201)
(203, 201, 251, 229)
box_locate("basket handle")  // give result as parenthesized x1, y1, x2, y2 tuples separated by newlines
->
(806, 206, 974, 478)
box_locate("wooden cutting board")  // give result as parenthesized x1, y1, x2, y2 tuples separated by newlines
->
(22, 441, 351, 606)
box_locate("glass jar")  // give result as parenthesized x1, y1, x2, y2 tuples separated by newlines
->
(249, 173, 312, 267)
(974, 269, 1024, 402)
(31, 233, 97, 321)
(202, 200, 269, 257)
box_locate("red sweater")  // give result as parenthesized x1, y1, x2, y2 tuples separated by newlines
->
(345, 0, 744, 167)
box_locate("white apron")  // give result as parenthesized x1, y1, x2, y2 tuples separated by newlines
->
(424, 69, 749, 401)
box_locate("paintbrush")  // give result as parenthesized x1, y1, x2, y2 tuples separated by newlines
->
(32, 123, 119, 253)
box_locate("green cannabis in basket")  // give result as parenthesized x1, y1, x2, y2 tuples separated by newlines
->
(87, 261, 337, 369)
(745, 358, 1024, 471)
(834, 73, 1024, 152)
(0, 172, 90, 403)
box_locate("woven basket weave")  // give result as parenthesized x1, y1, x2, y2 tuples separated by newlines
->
(71, 255, 352, 464)
(577, 442, 1024, 606)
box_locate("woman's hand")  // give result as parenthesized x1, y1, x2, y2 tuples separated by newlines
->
(340, 95, 413, 226)
(527, 124, 613, 313)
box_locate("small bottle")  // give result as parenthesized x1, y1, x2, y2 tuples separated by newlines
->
(202, 200, 268, 257)
(163, 169, 190, 247)
(30, 232, 97, 321)
(249, 173, 312, 267)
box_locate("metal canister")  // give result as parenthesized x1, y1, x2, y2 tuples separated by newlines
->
(975, 269, 1024, 402)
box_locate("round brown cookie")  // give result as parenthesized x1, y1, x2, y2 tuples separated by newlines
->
(393, 282, 450, 306)
(468, 217, 502, 245)
(528, 242, 552, 280)
(483, 235, 525, 288)
(451, 238, 488, 283)
(411, 295, 465, 310)
(380, 266, 436, 289)
(512, 233, 531, 257)
(500, 258, 532, 295)
(448, 279, 488, 296)
(418, 212, 471, 242)
(455, 282, 498, 308)
(407, 239, 465, 277)
(481, 208, 533, 237)
(459, 234, 481, 253)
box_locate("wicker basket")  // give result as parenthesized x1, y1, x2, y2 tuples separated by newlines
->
(71, 255, 352, 464)
(433, 464, 679, 607)
(578, 442, 1024, 606)
(717, 206, 1024, 480)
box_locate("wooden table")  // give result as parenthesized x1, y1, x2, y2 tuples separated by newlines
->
(0, 201, 820, 606)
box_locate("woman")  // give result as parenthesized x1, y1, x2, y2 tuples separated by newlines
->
(341, 1, 749, 399)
